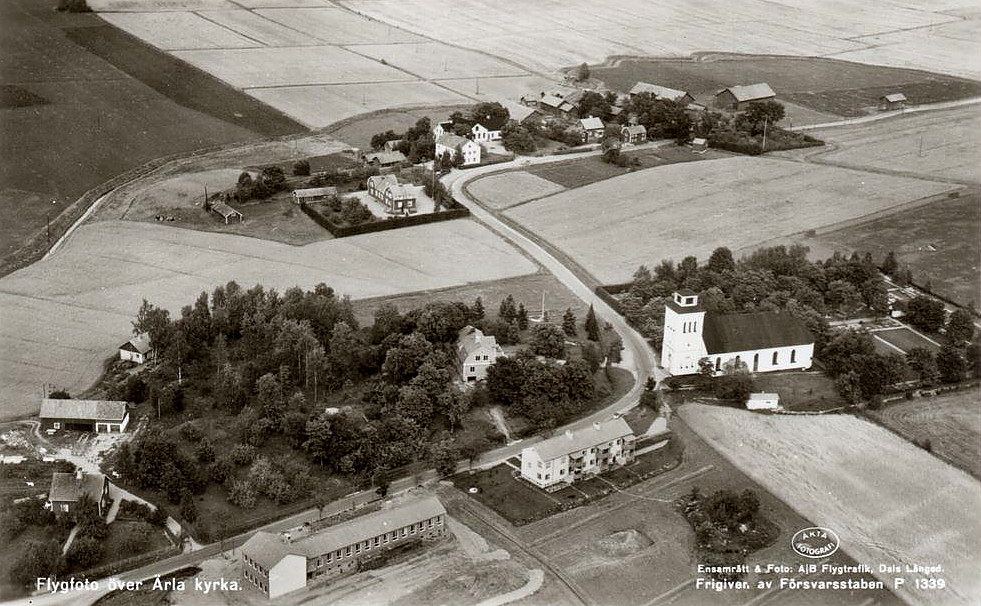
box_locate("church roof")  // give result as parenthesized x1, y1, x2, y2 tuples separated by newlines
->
(703, 311, 813, 354)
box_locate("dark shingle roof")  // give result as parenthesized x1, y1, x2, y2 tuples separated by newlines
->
(473, 113, 508, 131)
(39, 399, 128, 422)
(703, 311, 813, 354)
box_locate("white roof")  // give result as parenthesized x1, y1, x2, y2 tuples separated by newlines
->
(367, 174, 399, 188)
(40, 399, 127, 422)
(539, 94, 565, 108)
(436, 133, 474, 149)
(629, 82, 689, 101)
(456, 325, 501, 362)
(748, 392, 779, 400)
(622, 124, 646, 135)
(501, 100, 537, 123)
(579, 116, 604, 130)
(719, 83, 776, 102)
(121, 333, 151, 354)
(292, 187, 337, 197)
(530, 418, 633, 462)
(882, 93, 907, 102)
(692, 137, 708, 145)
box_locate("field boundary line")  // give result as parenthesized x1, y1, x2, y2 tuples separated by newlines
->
(789, 96, 981, 131)
(639, 577, 694, 606)
(873, 334, 907, 354)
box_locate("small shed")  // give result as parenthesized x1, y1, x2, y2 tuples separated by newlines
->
(211, 201, 244, 224)
(291, 186, 337, 205)
(746, 392, 780, 410)
(119, 333, 152, 364)
(878, 93, 907, 111)
(691, 137, 709, 153)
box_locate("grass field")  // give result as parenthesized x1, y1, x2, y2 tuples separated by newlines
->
(504, 156, 955, 284)
(810, 105, 981, 183)
(748, 371, 845, 411)
(0, 220, 536, 421)
(0, 0, 301, 277)
(524, 146, 727, 189)
(679, 403, 981, 606)
(351, 43, 528, 80)
(325, 105, 472, 149)
(466, 172, 567, 210)
(100, 11, 260, 49)
(345, 0, 981, 80)
(806, 191, 981, 308)
(870, 389, 981, 479)
(593, 55, 981, 118)
(254, 7, 425, 45)
(871, 326, 940, 355)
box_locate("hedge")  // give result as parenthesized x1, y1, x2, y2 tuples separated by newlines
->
(594, 285, 624, 315)
(300, 202, 470, 238)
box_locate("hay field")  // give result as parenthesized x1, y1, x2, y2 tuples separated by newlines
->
(679, 403, 981, 606)
(254, 8, 424, 45)
(99, 12, 259, 49)
(350, 43, 528, 79)
(503, 156, 954, 284)
(172, 46, 414, 89)
(343, 0, 981, 80)
(194, 10, 321, 47)
(871, 389, 981, 479)
(811, 105, 981, 183)
(0, 220, 536, 420)
(466, 172, 566, 210)
(250, 82, 470, 129)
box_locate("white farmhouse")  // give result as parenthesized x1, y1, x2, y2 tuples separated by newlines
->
(456, 325, 504, 382)
(470, 113, 507, 143)
(520, 419, 635, 490)
(435, 133, 481, 166)
(119, 334, 152, 364)
(660, 290, 814, 376)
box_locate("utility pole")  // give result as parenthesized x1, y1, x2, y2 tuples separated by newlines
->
(760, 115, 768, 154)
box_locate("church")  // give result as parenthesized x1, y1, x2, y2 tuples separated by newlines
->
(660, 290, 814, 376)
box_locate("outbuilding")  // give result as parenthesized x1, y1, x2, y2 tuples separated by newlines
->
(878, 93, 907, 111)
(691, 137, 709, 153)
(119, 334, 152, 364)
(291, 187, 338, 205)
(211, 201, 244, 224)
(621, 124, 647, 144)
(714, 83, 776, 110)
(40, 399, 129, 433)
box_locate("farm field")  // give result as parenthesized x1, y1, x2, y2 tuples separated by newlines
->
(435, 75, 560, 104)
(349, 43, 528, 79)
(250, 82, 470, 129)
(343, 0, 981, 80)
(0, 0, 301, 277)
(804, 191, 981, 308)
(524, 146, 728, 189)
(503, 156, 955, 284)
(254, 7, 424, 45)
(466, 172, 567, 210)
(679, 403, 981, 606)
(325, 105, 471, 149)
(99, 11, 260, 50)
(870, 389, 981, 479)
(808, 105, 981, 183)
(593, 55, 981, 118)
(0, 220, 537, 420)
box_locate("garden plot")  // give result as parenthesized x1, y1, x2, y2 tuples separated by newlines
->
(343, 0, 980, 78)
(250, 81, 470, 128)
(811, 105, 981, 183)
(348, 43, 530, 79)
(98, 12, 259, 50)
(504, 156, 954, 284)
(172, 46, 414, 89)
(0, 219, 536, 420)
(194, 10, 321, 47)
(254, 7, 424, 45)
(466, 172, 566, 210)
(679, 403, 981, 606)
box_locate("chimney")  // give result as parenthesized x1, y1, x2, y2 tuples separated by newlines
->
(565, 430, 574, 440)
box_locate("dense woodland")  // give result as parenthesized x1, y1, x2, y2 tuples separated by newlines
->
(619, 245, 980, 404)
(109, 284, 616, 525)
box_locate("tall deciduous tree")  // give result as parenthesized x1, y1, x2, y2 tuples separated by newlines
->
(530, 323, 566, 358)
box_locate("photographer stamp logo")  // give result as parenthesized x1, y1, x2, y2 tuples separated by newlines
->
(792, 527, 840, 559)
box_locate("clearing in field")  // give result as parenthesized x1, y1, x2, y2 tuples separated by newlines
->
(679, 403, 981, 606)
(808, 105, 981, 183)
(344, 0, 980, 79)
(349, 43, 529, 79)
(804, 191, 981, 308)
(0, 220, 536, 420)
(172, 46, 414, 89)
(870, 389, 981, 479)
(503, 156, 955, 284)
(250, 82, 471, 129)
(465, 172, 566, 210)
(593, 55, 981, 118)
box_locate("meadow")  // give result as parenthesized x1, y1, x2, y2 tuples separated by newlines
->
(679, 403, 981, 606)
(465, 172, 566, 210)
(0, 220, 537, 420)
(503, 156, 954, 284)
(870, 389, 981, 479)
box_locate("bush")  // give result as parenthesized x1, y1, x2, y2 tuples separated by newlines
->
(195, 440, 216, 463)
(211, 458, 233, 485)
(230, 444, 258, 466)
(292, 159, 311, 176)
(57, 0, 91, 12)
(178, 422, 203, 442)
(65, 536, 104, 570)
(228, 480, 257, 509)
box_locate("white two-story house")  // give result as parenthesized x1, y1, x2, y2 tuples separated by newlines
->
(520, 418, 635, 490)
(456, 325, 504, 382)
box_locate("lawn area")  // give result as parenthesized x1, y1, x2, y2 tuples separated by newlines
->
(805, 191, 981, 308)
(869, 387, 981, 479)
(91, 520, 173, 569)
(452, 438, 680, 526)
(592, 54, 981, 118)
(93, 567, 200, 606)
(524, 146, 726, 190)
(0, 459, 74, 502)
(749, 371, 846, 412)
(871, 326, 940, 355)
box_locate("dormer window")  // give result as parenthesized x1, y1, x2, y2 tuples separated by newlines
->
(684, 297, 694, 304)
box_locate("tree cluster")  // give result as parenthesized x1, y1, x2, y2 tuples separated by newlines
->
(485, 351, 594, 429)
(319, 194, 376, 226)
(619, 94, 690, 142)
(231, 167, 286, 202)
(369, 117, 436, 163)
